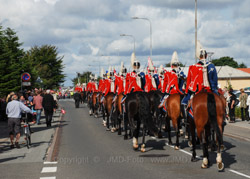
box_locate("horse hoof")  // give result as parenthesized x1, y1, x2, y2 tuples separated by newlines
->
(201, 164, 208, 169)
(167, 141, 173, 146)
(94, 115, 98, 118)
(185, 135, 189, 139)
(188, 141, 193, 147)
(220, 145, 225, 150)
(133, 145, 139, 150)
(158, 132, 163, 138)
(106, 128, 111, 131)
(124, 135, 128, 140)
(118, 131, 121, 135)
(179, 129, 184, 136)
(217, 162, 224, 171)
(174, 146, 179, 150)
(141, 148, 146, 153)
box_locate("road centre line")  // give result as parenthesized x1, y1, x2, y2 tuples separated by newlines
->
(41, 167, 57, 173)
(40, 177, 56, 179)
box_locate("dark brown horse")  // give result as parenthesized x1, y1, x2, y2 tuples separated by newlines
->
(103, 92, 115, 130)
(91, 92, 99, 118)
(125, 91, 158, 152)
(116, 93, 124, 135)
(190, 91, 225, 171)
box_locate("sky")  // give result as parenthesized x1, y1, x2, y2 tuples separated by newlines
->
(1, 0, 250, 86)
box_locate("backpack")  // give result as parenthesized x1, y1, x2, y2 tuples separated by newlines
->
(234, 99, 239, 106)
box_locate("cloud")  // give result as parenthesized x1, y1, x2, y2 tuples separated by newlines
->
(0, 0, 249, 86)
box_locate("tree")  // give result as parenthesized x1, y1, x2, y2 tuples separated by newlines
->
(165, 62, 185, 67)
(23, 45, 66, 89)
(0, 27, 24, 96)
(72, 71, 93, 85)
(212, 56, 247, 68)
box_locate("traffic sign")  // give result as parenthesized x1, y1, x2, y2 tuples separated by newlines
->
(21, 73, 31, 82)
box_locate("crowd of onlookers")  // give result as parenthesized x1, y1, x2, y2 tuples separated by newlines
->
(1, 89, 58, 149)
(223, 87, 250, 123)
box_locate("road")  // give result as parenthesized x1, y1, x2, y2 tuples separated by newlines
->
(1, 99, 249, 179)
(53, 100, 250, 179)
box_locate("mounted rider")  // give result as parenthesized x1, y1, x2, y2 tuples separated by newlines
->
(115, 62, 127, 97)
(101, 66, 116, 103)
(181, 41, 218, 120)
(157, 65, 165, 91)
(122, 53, 144, 102)
(144, 57, 158, 92)
(159, 51, 186, 111)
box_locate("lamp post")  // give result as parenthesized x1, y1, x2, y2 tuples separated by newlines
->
(120, 34, 136, 54)
(132, 16, 152, 58)
(195, 0, 198, 63)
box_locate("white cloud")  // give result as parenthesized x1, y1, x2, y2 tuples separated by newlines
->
(0, 0, 249, 86)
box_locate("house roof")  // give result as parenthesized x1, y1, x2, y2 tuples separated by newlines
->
(164, 65, 250, 79)
(237, 68, 250, 74)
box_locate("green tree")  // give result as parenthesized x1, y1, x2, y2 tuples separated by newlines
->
(72, 71, 93, 85)
(0, 27, 24, 96)
(165, 62, 185, 67)
(212, 56, 247, 68)
(23, 45, 66, 89)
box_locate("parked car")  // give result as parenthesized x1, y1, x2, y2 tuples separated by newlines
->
(244, 87, 250, 91)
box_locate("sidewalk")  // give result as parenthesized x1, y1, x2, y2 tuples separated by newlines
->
(224, 118, 250, 142)
(0, 109, 63, 164)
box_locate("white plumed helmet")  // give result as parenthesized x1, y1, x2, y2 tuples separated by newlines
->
(196, 40, 207, 59)
(170, 51, 180, 66)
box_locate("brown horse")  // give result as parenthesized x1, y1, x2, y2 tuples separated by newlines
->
(190, 91, 225, 171)
(103, 92, 115, 130)
(165, 93, 182, 149)
(116, 93, 124, 135)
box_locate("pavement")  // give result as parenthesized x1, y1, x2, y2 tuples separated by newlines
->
(224, 118, 250, 142)
(0, 108, 62, 164)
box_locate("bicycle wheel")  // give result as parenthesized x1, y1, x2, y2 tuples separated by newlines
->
(26, 134, 31, 149)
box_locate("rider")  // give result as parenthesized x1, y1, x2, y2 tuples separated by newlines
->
(157, 65, 165, 91)
(159, 51, 185, 111)
(122, 53, 144, 102)
(181, 41, 218, 121)
(144, 57, 158, 92)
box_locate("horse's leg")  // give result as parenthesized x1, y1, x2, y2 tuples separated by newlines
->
(173, 117, 180, 150)
(216, 119, 224, 171)
(166, 116, 172, 145)
(190, 117, 197, 162)
(199, 129, 209, 169)
(117, 114, 122, 135)
(140, 123, 146, 152)
(123, 111, 129, 140)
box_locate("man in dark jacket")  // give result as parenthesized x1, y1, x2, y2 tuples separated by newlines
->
(42, 90, 55, 127)
(74, 91, 81, 108)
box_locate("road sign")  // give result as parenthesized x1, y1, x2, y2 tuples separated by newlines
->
(22, 82, 31, 86)
(21, 73, 31, 82)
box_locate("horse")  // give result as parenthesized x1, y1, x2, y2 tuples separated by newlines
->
(116, 93, 124, 135)
(102, 92, 115, 130)
(189, 91, 225, 171)
(147, 90, 165, 138)
(91, 92, 99, 118)
(164, 93, 183, 149)
(125, 91, 158, 152)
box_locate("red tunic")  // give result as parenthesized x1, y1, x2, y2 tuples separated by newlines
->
(91, 82, 98, 92)
(98, 79, 105, 93)
(162, 70, 182, 94)
(185, 63, 203, 94)
(86, 82, 92, 92)
(115, 75, 125, 95)
(103, 78, 115, 96)
(144, 74, 157, 92)
(125, 72, 143, 95)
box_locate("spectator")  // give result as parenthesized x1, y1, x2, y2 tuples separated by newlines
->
(42, 90, 56, 127)
(33, 91, 43, 125)
(0, 97, 8, 121)
(247, 94, 250, 121)
(228, 89, 236, 123)
(239, 88, 248, 121)
(6, 94, 32, 148)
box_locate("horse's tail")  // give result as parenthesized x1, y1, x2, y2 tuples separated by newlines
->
(207, 93, 222, 144)
(138, 92, 158, 135)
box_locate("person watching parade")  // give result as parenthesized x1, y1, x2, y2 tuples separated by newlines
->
(181, 41, 218, 121)
(159, 51, 185, 111)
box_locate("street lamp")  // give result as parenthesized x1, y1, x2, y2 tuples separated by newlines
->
(132, 16, 152, 58)
(120, 34, 136, 54)
(195, 0, 198, 63)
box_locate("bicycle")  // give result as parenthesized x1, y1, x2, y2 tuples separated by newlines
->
(23, 113, 31, 149)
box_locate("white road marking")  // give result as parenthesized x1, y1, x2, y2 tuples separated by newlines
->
(41, 167, 57, 173)
(165, 142, 250, 178)
(44, 161, 58, 164)
(229, 170, 250, 179)
(40, 177, 56, 179)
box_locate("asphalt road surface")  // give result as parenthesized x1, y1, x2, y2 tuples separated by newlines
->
(54, 99, 250, 179)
